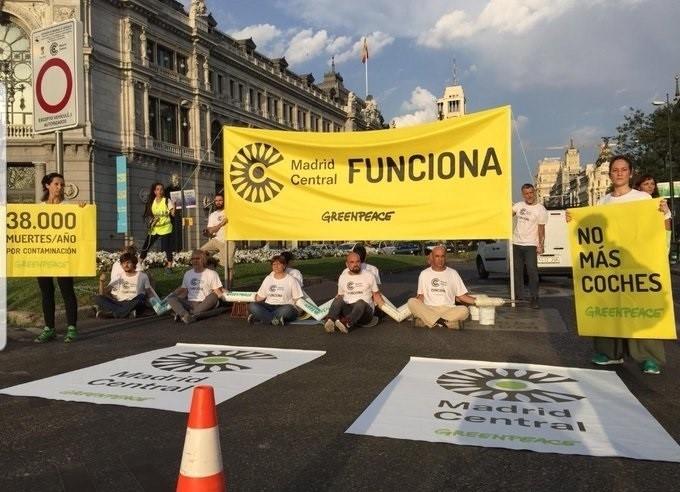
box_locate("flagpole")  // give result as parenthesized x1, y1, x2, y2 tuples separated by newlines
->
(365, 57, 368, 98)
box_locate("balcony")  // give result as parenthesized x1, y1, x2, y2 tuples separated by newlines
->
(151, 140, 195, 159)
(6, 124, 34, 139)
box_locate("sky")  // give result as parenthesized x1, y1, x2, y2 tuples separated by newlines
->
(185, 0, 680, 197)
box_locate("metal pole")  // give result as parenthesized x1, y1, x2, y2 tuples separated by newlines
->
(55, 130, 64, 174)
(666, 92, 675, 244)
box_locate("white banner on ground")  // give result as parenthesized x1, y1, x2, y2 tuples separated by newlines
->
(346, 357, 680, 462)
(0, 343, 325, 413)
(223, 291, 256, 302)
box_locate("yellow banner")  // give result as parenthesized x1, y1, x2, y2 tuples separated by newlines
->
(568, 201, 676, 339)
(7, 204, 97, 277)
(224, 106, 512, 240)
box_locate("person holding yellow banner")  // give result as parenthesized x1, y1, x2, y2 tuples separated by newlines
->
(585, 156, 669, 374)
(34, 173, 80, 344)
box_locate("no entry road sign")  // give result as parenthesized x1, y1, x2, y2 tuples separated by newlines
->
(31, 19, 84, 134)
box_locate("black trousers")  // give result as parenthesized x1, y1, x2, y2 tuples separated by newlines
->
(37, 277, 77, 329)
(140, 232, 174, 263)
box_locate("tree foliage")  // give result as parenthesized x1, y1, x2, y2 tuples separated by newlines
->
(615, 100, 680, 179)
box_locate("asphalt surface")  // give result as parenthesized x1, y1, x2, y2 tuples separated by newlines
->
(1, 260, 679, 491)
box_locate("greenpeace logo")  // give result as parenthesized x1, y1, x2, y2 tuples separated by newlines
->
(321, 210, 395, 223)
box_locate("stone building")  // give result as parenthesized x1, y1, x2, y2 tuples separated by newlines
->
(534, 139, 612, 208)
(436, 84, 465, 119)
(533, 157, 561, 206)
(2, 0, 383, 251)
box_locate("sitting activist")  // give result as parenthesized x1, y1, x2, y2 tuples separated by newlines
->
(248, 254, 303, 326)
(94, 252, 154, 319)
(407, 245, 476, 329)
(166, 250, 225, 324)
(324, 252, 384, 334)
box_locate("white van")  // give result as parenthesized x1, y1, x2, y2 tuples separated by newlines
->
(475, 210, 572, 278)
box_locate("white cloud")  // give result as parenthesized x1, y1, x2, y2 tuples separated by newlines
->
(417, 1, 579, 48)
(570, 126, 603, 147)
(284, 29, 330, 64)
(391, 87, 438, 127)
(326, 36, 352, 54)
(229, 24, 282, 51)
(333, 32, 394, 64)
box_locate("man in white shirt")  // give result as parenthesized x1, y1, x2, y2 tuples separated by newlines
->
(200, 193, 236, 289)
(167, 250, 225, 324)
(324, 252, 384, 334)
(94, 253, 154, 318)
(512, 183, 548, 309)
(407, 246, 476, 329)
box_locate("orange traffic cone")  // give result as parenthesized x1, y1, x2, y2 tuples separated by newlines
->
(177, 385, 226, 491)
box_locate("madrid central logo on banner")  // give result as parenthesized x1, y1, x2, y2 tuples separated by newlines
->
(347, 357, 680, 462)
(224, 106, 512, 240)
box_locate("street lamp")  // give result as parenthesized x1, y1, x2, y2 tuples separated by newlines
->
(653, 84, 678, 243)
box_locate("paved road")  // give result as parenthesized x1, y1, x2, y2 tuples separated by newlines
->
(1, 260, 679, 491)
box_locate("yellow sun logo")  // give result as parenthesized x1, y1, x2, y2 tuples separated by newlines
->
(230, 143, 285, 203)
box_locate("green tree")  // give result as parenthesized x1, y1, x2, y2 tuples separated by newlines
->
(615, 100, 680, 179)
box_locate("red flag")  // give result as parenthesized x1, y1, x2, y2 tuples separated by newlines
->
(361, 37, 369, 64)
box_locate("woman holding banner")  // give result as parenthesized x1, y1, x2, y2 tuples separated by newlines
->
(634, 174, 672, 248)
(140, 182, 175, 270)
(34, 173, 79, 343)
(591, 156, 670, 374)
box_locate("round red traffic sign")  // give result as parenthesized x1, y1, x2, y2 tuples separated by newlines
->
(35, 57, 73, 114)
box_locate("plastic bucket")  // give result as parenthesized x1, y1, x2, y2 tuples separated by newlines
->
(469, 305, 480, 321)
(478, 306, 495, 325)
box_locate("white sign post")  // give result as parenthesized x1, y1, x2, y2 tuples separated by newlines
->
(31, 19, 84, 134)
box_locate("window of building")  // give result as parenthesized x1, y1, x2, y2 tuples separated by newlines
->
(217, 74, 223, 94)
(146, 40, 155, 63)
(211, 120, 223, 159)
(208, 70, 214, 91)
(248, 88, 254, 108)
(180, 107, 190, 147)
(229, 80, 235, 99)
(448, 99, 460, 113)
(148, 97, 158, 138)
(238, 83, 244, 101)
(157, 44, 174, 69)
(177, 54, 188, 75)
(159, 100, 177, 144)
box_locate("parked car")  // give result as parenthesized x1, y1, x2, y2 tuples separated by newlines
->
(475, 210, 572, 278)
(394, 242, 421, 255)
(372, 241, 396, 255)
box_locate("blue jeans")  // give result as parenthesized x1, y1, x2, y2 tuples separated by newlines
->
(248, 302, 298, 324)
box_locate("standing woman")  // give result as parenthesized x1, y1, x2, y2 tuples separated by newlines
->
(35, 173, 79, 343)
(140, 182, 175, 269)
(591, 156, 669, 374)
(634, 174, 672, 247)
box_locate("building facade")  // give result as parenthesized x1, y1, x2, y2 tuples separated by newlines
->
(436, 84, 465, 119)
(2, 0, 383, 251)
(534, 139, 612, 208)
(534, 157, 561, 206)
